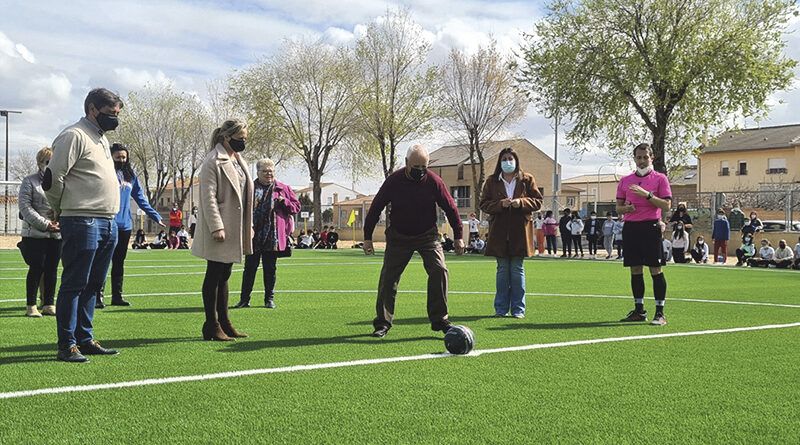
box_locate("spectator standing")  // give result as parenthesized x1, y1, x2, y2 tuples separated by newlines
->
(533, 212, 546, 255)
(188, 206, 198, 238)
(542, 210, 558, 255)
(735, 235, 756, 266)
(191, 119, 253, 341)
(748, 240, 774, 267)
(479, 147, 543, 318)
(233, 158, 300, 309)
(690, 236, 710, 264)
(711, 209, 730, 264)
(558, 208, 572, 257)
(567, 211, 584, 257)
(468, 212, 480, 242)
(613, 217, 625, 259)
(772, 240, 794, 269)
(669, 203, 693, 233)
(584, 211, 601, 258)
(169, 204, 183, 235)
(43, 88, 123, 362)
(18, 147, 61, 317)
(95, 143, 164, 308)
(728, 203, 745, 231)
(601, 212, 615, 259)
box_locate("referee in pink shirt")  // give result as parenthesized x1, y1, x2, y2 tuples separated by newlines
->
(615, 143, 672, 326)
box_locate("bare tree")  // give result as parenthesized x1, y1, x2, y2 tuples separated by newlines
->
(116, 83, 211, 210)
(233, 39, 360, 228)
(10, 147, 38, 180)
(354, 8, 440, 178)
(440, 40, 529, 214)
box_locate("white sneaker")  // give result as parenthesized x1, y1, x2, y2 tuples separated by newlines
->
(41, 305, 56, 316)
(26, 305, 42, 318)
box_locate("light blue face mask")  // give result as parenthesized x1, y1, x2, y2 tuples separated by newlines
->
(501, 160, 516, 173)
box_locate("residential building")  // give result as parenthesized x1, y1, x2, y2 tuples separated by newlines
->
(698, 124, 800, 192)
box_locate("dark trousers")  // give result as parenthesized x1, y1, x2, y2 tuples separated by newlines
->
(373, 227, 449, 331)
(545, 235, 557, 254)
(586, 234, 598, 255)
(55, 217, 117, 350)
(240, 251, 278, 303)
(98, 229, 132, 299)
(735, 249, 752, 264)
(690, 250, 706, 263)
(571, 235, 583, 255)
(673, 248, 688, 263)
(561, 234, 572, 255)
(19, 237, 61, 306)
(202, 260, 233, 325)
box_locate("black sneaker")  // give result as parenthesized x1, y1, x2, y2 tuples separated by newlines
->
(95, 294, 105, 309)
(650, 314, 667, 326)
(265, 300, 276, 309)
(57, 346, 89, 363)
(78, 340, 119, 355)
(432, 321, 453, 334)
(111, 298, 131, 306)
(372, 326, 390, 338)
(619, 310, 648, 322)
(232, 300, 251, 309)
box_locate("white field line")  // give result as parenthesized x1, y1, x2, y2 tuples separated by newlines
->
(2, 289, 798, 309)
(1, 321, 798, 400)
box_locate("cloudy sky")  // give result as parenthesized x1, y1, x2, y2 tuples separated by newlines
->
(1, 0, 798, 194)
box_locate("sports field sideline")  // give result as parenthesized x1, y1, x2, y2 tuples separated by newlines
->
(1, 248, 798, 444)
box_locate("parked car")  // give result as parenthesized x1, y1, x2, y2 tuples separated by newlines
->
(761, 220, 800, 232)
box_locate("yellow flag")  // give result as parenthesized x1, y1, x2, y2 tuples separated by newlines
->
(347, 209, 356, 227)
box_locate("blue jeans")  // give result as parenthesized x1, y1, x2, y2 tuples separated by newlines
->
(56, 217, 118, 350)
(495, 257, 526, 316)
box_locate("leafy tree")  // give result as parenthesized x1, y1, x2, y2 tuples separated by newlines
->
(519, 0, 797, 173)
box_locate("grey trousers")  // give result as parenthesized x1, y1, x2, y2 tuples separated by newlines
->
(603, 235, 614, 256)
(373, 227, 450, 331)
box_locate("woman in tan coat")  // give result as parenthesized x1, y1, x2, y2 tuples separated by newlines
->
(479, 147, 543, 318)
(192, 119, 254, 341)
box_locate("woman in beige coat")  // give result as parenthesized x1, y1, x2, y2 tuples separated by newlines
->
(192, 119, 254, 341)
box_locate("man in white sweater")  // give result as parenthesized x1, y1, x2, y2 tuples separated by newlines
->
(771, 239, 794, 269)
(44, 88, 123, 363)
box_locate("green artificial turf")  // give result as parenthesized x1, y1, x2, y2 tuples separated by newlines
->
(0, 248, 798, 444)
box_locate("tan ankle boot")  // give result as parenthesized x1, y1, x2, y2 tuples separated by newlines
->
(26, 305, 42, 318)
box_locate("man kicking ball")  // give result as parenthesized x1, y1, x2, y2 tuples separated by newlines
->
(362, 144, 464, 338)
(616, 143, 672, 326)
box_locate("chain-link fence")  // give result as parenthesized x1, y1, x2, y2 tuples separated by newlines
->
(671, 189, 800, 233)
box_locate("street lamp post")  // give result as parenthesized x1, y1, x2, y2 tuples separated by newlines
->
(594, 163, 616, 214)
(1, 110, 23, 234)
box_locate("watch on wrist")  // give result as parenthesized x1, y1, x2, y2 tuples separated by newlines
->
(646, 192, 653, 200)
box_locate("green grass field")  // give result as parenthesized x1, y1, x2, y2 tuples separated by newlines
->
(1, 248, 798, 444)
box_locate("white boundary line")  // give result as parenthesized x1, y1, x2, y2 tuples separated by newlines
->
(1, 321, 798, 400)
(1, 289, 799, 308)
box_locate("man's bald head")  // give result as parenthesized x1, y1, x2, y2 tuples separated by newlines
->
(405, 144, 429, 169)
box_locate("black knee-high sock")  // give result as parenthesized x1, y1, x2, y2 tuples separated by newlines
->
(652, 273, 666, 314)
(631, 274, 645, 312)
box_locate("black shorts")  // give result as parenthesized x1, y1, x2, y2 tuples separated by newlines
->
(622, 220, 663, 267)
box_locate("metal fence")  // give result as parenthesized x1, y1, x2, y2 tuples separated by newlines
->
(0, 181, 23, 235)
(670, 189, 800, 233)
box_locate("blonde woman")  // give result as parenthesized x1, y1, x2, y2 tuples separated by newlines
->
(191, 119, 254, 341)
(18, 147, 61, 317)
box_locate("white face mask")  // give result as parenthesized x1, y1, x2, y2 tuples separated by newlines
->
(590, 216, 596, 220)
(636, 166, 653, 176)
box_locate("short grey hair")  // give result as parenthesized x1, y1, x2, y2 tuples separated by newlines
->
(256, 158, 275, 171)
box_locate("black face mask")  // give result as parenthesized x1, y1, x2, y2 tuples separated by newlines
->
(114, 161, 126, 170)
(229, 138, 246, 152)
(409, 167, 426, 182)
(96, 112, 119, 132)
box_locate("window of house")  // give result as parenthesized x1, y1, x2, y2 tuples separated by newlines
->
(327, 197, 333, 205)
(767, 158, 788, 174)
(720, 161, 729, 176)
(590, 187, 598, 199)
(450, 186, 471, 208)
(737, 161, 747, 176)
(457, 164, 464, 180)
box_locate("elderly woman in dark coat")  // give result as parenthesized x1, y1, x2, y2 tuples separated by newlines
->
(479, 147, 543, 318)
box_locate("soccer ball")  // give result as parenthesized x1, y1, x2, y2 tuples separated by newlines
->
(443, 325, 475, 355)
